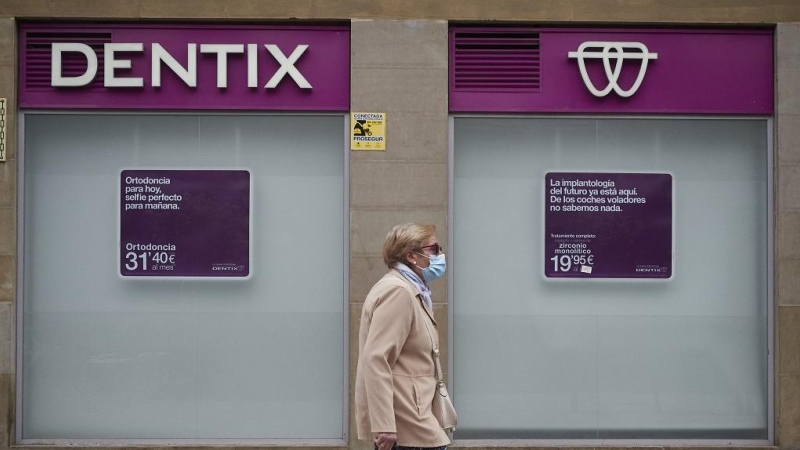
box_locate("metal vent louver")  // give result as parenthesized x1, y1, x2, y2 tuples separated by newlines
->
(452, 31, 541, 92)
(24, 31, 112, 89)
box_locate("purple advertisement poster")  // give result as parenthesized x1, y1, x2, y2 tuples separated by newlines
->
(120, 169, 251, 278)
(544, 172, 672, 279)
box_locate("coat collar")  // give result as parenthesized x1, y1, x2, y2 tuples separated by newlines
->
(388, 268, 437, 327)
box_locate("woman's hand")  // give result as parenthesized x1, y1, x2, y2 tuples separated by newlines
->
(374, 432, 397, 450)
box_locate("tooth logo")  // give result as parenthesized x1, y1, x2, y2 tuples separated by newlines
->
(568, 41, 658, 98)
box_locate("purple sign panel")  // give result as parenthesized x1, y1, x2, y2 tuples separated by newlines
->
(450, 28, 773, 114)
(544, 172, 672, 279)
(120, 169, 250, 278)
(19, 23, 350, 111)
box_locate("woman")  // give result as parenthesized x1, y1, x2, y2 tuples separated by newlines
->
(355, 223, 450, 450)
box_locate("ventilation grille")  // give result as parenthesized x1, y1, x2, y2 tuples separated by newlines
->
(452, 31, 541, 92)
(24, 31, 113, 89)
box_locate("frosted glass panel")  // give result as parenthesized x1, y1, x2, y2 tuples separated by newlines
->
(22, 114, 345, 439)
(453, 118, 768, 440)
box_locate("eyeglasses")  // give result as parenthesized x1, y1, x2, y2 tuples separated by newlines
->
(419, 243, 444, 255)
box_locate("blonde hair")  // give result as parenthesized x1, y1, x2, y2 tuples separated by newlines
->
(382, 223, 436, 269)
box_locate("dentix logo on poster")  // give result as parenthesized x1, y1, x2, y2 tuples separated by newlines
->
(50, 43, 312, 89)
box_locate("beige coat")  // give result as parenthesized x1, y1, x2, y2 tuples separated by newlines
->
(355, 269, 450, 447)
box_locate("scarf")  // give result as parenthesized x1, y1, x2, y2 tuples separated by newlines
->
(395, 262, 433, 311)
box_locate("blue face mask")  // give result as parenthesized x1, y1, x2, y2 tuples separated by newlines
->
(416, 252, 446, 282)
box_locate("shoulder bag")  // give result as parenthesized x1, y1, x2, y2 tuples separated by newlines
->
(420, 309, 458, 439)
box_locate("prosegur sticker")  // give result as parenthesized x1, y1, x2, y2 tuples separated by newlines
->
(351, 112, 386, 150)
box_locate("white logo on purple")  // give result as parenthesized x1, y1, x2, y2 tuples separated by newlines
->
(568, 41, 658, 98)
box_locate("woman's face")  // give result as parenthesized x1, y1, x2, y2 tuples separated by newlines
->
(411, 235, 442, 269)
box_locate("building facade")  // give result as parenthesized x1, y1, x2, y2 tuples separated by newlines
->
(1, 1, 799, 449)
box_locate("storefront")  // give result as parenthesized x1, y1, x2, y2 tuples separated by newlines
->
(16, 23, 350, 443)
(1, 2, 799, 450)
(449, 28, 773, 442)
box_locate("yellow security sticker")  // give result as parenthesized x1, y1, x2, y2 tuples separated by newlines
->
(351, 112, 386, 151)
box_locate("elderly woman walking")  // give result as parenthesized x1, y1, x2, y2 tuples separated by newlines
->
(355, 223, 451, 450)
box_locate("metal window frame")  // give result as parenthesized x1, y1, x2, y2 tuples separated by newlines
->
(15, 110, 351, 447)
(447, 114, 775, 447)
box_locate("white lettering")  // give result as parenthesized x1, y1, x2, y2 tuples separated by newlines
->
(49, 42, 313, 90)
(265, 44, 312, 89)
(247, 43, 258, 88)
(104, 43, 144, 87)
(200, 44, 245, 88)
(152, 43, 197, 87)
(51, 43, 97, 87)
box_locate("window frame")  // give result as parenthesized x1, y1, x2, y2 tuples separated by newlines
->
(15, 110, 352, 446)
(447, 114, 775, 446)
